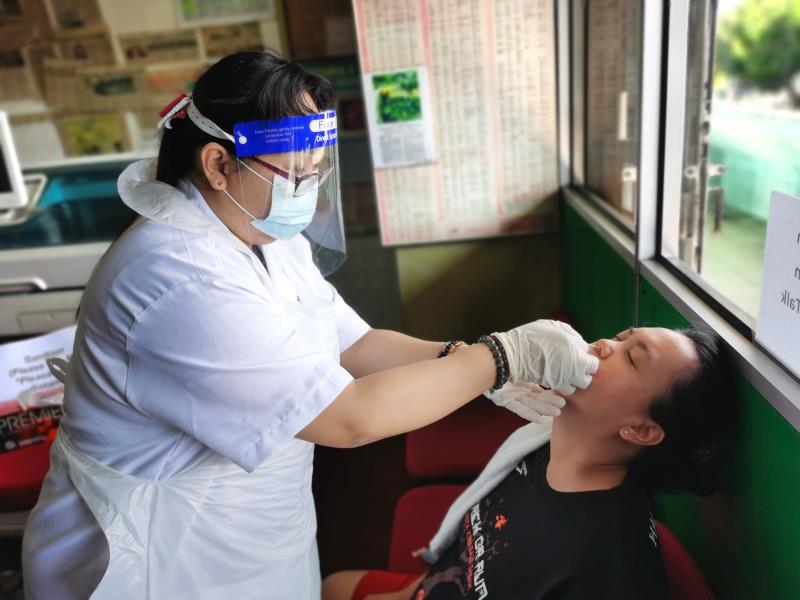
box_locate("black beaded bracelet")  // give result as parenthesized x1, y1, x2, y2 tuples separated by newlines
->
(488, 334, 510, 379)
(476, 335, 510, 390)
(437, 340, 464, 358)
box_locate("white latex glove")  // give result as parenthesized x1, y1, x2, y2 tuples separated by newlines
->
(493, 319, 599, 395)
(485, 381, 566, 424)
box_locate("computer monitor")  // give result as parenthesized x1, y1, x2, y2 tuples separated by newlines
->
(0, 111, 28, 210)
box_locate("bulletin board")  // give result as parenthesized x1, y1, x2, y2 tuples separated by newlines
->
(0, 0, 287, 166)
(351, 0, 559, 246)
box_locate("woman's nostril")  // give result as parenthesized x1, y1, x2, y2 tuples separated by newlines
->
(592, 340, 614, 359)
(588, 342, 607, 359)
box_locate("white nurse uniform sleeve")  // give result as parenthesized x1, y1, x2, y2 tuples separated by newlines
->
(283, 236, 369, 353)
(332, 287, 370, 352)
(125, 279, 353, 472)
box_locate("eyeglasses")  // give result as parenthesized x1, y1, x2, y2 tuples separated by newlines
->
(248, 156, 333, 196)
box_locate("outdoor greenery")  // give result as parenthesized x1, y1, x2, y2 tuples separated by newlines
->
(715, 0, 800, 106)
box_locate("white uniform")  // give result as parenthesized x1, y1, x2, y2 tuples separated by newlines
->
(22, 159, 370, 599)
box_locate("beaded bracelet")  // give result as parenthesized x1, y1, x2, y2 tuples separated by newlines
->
(488, 334, 510, 379)
(476, 335, 510, 390)
(437, 340, 465, 358)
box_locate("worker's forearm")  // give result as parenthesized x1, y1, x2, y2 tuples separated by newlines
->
(342, 343, 496, 445)
(297, 340, 497, 448)
(341, 329, 443, 378)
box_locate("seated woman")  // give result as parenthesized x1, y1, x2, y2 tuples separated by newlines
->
(322, 326, 735, 600)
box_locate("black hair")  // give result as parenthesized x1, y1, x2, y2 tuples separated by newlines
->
(628, 327, 738, 496)
(156, 50, 334, 187)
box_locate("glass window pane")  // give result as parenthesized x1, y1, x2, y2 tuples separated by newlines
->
(673, 0, 800, 319)
(584, 0, 643, 227)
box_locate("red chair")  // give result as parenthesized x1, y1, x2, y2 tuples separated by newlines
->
(0, 441, 50, 541)
(388, 485, 466, 574)
(405, 397, 526, 479)
(0, 440, 52, 511)
(389, 487, 715, 599)
(656, 521, 715, 600)
(399, 378, 714, 598)
(405, 309, 573, 480)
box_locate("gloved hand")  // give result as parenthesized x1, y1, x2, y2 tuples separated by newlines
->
(485, 381, 566, 424)
(493, 319, 599, 395)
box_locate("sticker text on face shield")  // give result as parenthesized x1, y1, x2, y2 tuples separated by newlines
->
(233, 110, 337, 158)
(309, 116, 337, 132)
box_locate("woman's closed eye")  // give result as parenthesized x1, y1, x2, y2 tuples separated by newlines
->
(614, 327, 634, 341)
(613, 335, 637, 369)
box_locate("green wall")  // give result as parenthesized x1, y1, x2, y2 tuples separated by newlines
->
(562, 201, 800, 599)
(561, 203, 635, 339)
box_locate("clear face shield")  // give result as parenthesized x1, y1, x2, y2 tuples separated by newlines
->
(185, 100, 346, 276)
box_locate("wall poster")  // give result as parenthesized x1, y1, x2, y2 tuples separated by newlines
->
(352, 0, 559, 246)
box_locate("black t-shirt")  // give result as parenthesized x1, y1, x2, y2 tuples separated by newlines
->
(414, 444, 668, 600)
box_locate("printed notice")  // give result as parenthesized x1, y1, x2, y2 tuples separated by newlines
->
(352, 0, 559, 245)
(0, 325, 76, 414)
(176, 0, 274, 28)
(119, 30, 200, 65)
(0, 327, 75, 454)
(755, 191, 800, 379)
(362, 67, 436, 168)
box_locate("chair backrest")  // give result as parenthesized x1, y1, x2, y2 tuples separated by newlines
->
(390, 495, 716, 599)
(405, 397, 525, 478)
(656, 521, 715, 600)
(0, 439, 53, 511)
(388, 485, 466, 574)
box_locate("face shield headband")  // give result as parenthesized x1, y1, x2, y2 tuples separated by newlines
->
(168, 98, 345, 276)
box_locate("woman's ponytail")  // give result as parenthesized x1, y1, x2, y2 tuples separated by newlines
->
(155, 116, 193, 187)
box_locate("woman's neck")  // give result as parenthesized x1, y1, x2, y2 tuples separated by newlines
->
(546, 416, 631, 493)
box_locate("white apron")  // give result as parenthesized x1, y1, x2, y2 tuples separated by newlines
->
(51, 278, 340, 599)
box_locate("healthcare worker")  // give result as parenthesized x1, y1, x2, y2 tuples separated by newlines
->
(22, 51, 598, 599)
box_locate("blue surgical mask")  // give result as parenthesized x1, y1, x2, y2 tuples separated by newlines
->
(222, 160, 319, 241)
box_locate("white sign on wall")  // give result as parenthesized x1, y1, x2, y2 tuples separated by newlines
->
(755, 191, 800, 378)
(0, 325, 76, 412)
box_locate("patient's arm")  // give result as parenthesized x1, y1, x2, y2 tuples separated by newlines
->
(368, 576, 424, 600)
(321, 570, 424, 600)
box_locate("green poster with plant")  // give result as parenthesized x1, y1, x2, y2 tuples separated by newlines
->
(372, 70, 422, 123)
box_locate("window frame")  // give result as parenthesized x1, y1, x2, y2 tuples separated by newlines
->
(658, 0, 781, 340)
(570, 0, 643, 236)
(560, 0, 800, 429)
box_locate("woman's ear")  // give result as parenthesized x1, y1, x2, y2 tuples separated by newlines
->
(620, 422, 665, 447)
(199, 142, 233, 191)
